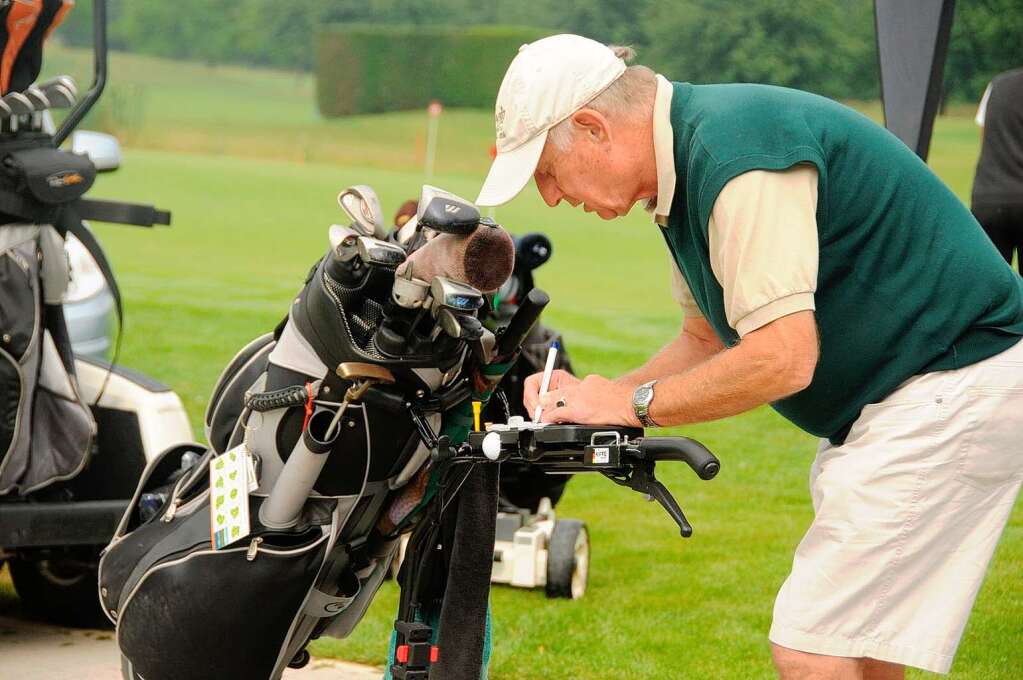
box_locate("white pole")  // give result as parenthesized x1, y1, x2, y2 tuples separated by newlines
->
(425, 100, 442, 184)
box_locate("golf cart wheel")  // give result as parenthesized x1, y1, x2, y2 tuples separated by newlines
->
(9, 551, 111, 628)
(545, 519, 589, 599)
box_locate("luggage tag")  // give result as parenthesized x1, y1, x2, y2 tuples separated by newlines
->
(210, 445, 252, 550)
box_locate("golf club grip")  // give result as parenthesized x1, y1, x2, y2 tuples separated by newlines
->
(639, 437, 720, 480)
(496, 288, 550, 357)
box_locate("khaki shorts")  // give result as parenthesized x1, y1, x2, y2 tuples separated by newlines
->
(769, 340, 1023, 674)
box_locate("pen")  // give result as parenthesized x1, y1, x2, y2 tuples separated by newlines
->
(532, 340, 560, 423)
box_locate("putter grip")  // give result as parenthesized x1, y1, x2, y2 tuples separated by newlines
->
(639, 437, 720, 480)
(496, 288, 550, 357)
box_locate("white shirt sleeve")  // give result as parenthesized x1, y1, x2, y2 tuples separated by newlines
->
(976, 83, 992, 127)
(707, 165, 820, 337)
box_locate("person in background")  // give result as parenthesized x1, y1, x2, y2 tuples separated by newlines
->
(972, 68, 1023, 270)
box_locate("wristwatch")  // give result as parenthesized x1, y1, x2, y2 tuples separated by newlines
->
(632, 380, 659, 428)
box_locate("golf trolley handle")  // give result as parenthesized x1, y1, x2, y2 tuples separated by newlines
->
(636, 436, 720, 481)
(55, 0, 108, 147)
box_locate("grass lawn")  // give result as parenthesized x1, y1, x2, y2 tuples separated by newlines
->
(10, 45, 1018, 678)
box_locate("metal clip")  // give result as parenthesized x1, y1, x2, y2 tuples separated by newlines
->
(161, 498, 180, 523)
(246, 537, 263, 561)
(590, 431, 622, 448)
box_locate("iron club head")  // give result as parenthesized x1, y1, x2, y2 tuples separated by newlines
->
(2, 92, 34, 116)
(40, 82, 75, 108)
(23, 86, 50, 111)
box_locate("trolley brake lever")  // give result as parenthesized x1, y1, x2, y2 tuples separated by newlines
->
(606, 461, 694, 538)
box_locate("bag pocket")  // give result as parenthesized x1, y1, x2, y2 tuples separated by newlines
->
(0, 243, 38, 360)
(0, 347, 23, 469)
(100, 483, 331, 680)
(956, 386, 1023, 490)
(114, 527, 329, 680)
(5, 147, 96, 205)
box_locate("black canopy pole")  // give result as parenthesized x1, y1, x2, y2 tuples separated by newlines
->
(874, 0, 956, 161)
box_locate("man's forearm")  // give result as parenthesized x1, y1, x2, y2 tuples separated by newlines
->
(616, 325, 722, 389)
(648, 313, 818, 426)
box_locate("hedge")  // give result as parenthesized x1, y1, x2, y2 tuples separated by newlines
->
(316, 24, 552, 116)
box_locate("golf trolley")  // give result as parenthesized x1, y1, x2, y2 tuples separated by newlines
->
(0, 0, 190, 627)
(386, 226, 591, 599)
(98, 182, 719, 680)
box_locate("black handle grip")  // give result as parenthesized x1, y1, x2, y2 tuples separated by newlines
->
(496, 287, 550, 357)
(638, 437, 720, 480)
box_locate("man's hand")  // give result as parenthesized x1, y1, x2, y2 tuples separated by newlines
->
(522, 368, 579, 417)
(536, 374, 639, 426)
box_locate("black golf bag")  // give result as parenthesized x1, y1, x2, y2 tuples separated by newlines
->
(99, 186, 525, 680)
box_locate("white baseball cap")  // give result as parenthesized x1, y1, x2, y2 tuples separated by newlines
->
(475, 34, 628, 207)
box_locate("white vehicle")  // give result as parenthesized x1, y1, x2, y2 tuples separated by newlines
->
(0, 59, 192, 626)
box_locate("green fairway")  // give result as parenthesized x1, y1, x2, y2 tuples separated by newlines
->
(31, 46, 1022, 678)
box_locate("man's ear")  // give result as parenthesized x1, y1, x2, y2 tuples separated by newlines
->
(570, 108, 611, 146)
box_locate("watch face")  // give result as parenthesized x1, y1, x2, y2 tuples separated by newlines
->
(635, 384, 654, 407)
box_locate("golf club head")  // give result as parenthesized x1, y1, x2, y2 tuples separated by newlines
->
(337, 185, 387, 240)
(37, 75, 78, 99)
(2, 92, 34, 116)
(23, 87, 50, 111)
(416, 185, 480, 235)
(39, 82, 75, 108)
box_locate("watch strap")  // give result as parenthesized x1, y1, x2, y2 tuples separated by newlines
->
(633, 380, 660, 428)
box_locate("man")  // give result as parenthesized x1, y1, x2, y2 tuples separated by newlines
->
(972, 68, 1023, 270)
(476, 34, 1023, 679)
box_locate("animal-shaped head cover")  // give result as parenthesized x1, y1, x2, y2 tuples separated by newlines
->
(397, 217, 514, 293)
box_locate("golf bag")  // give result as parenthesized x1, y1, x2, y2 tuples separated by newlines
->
(0, 102, 120, 495)
(0, 221, 95, 495)
(99, 186, 524, 680)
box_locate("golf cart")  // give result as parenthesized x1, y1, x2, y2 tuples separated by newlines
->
(0, 0, 191, 627)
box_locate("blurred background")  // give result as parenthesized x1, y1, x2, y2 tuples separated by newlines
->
(2, 1, 1019, 678)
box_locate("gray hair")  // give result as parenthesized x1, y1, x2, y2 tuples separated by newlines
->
(548, 45, 656, 152)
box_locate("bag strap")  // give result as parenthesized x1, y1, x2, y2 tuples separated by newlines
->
(73, 198, 171, 227)
(55, 209, 122, 326)
(0, 185, 52, 222)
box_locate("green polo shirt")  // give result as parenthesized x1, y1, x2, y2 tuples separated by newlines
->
(661, 82, 1023, 444)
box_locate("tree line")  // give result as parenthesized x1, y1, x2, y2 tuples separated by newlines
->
(58, 0, 1021, 103)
